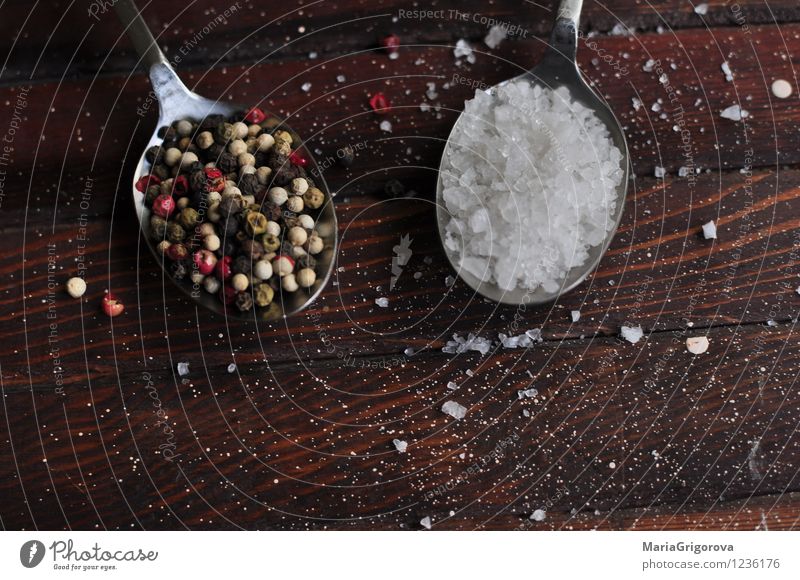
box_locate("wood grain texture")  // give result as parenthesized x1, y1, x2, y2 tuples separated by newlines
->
(1, 0, 799, 531)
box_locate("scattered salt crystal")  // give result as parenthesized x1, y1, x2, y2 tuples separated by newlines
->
(522, 409, 531, 417)
(308, 51, 318, 59)
(336, 74, 346, 83)
(571, 310, 581, 322)
(227, 363, 237, 374)
(419, 102, 431, 112)
(379, 120, 392, 132)
(445, 275, 455, 287)
(500, 333, 534, 348)
(643, 59, 656, 72)
(375, 297, 389, 307)
(694, 3, 709, 15)
(177, 362, 190, 376)
(425, 82, 438, 100)
(404, 347, 415, 356)
(720, 104, 748, 121)
(440, 81, 623, 293)
(686, 336, 709, 354)
(772, 79, 792, 99)
(442, 400, 468, 420)
(658, 73, 669, 84)
(767, 320, 778, 327)
(678, 166, 691, 178)
(530, 509, 546, 521)
(442, 333, 492, 356)
(517, 388, 538, 399)
(420, 516, 432, 529)
(454, 39, 476, 63)
(702, 220, 717, 239)
(796, 286, 800, 296)
(654, 166, 666, 178)
(388, 52, 399, 60)
(447, 381, 459, 391)
(301, 82, 312, 92)
(484, 24, 507, 49)
(393, 439, 408, 453)
(621, 325, 644, 344)
(466, 369, 474, 377)
(632, 97, 642, 111)
(721, 61, 733, 82)
(609, 23, 630, 36)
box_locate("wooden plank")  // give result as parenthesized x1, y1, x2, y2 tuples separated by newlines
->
(0, 21, 798, 220)
(3, 1, 799, 83)
(1, 324, 797, 529)
(1, 165, 799, 380)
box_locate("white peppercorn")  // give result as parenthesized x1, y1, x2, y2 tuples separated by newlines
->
(256, 166, 273, 185)
(296, 268, 316, 288)
(238, 153, 256, 167)
(231, 273, 249, 292)
(274, 130, 293, 144)
(247, 123, 261, 137)
(197, 131, 214, 149)
(208, 202, 222, 222)
(268, 187, 289, 205)
(242, 194, 256, 206)
(290, 245, 307, 259)
(303, 187, 324, 209)
(207, 190, 222, 204)
(176, 119, 193, 137)
(281, 273, 299, 292)
(204, 234, 221, 251)
(286, 196, 304, 213)
(288, 226, 308, 246)
(256, 133, 275, 152)
(164, 147, 182, 166)
(203, 276, 221, 294)
(180, 151, 198, 168)
(199, 222, 215, 237)
(176, 197, 190, 210)
(190, 271, 205, 285)
(273, 255, 295, 277)
(228, 139, 247, 156)
(65, 277, 86, 298)
(231, 121, 248, 139)
(239, 165, 256, 177)
(253, 260, 273, 280)
(266, 220, 281, 236)
(291, 177, 309, 194)
(306, 234, 324, 255)
(297, 214, 314, 230)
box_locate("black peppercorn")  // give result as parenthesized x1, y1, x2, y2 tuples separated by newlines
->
(241, 239, 264, 260)
(145, 184, 161, 205)
(206, 142, 224, 160)
(235, 291, 254, 312)
(233, 254, 252, 275)
(190, 169, 207, 193)
(199, 114, 224, 132)
(238, 173, 260, 197)
(151, 164, 169, 180)
(221, 215, 240, 238)
(219, 195, 243, 216)
(384, 179, 406, 198)
(298, 254, 317, 270)
(145, 145, 163, 165)
(262, 201, 282, 222)
(217, 151, 238, 174)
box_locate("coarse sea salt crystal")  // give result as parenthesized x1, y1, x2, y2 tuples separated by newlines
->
(702, 220, 717, 239)
(420, 516, 432, 529)
(571, 310, 581, 322)
(375, 297, 389, 307)
(694, 3, 709, 15)
(654, 166, 666, 178)
(621, 325, 644, 344)
(721, 104, 748, 121)
(484, 25, 508, 49)
(301, 82, 312, 92)
(442, 400, 468, 420)
(447, 381, 459, 391)
(440, 80, 624, 293)
(442, 333, 492, 355)
(517, 388, 538, 399)
(721, 61, 733, 82)
(379, 120, 393, 132)
(177, 362, 190, 376)
(531, 509, 546, 521)
(454, 39, 476, 63)
(393, 439, 408, 453)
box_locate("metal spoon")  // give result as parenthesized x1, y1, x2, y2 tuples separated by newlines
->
(115, 0, 337, 320)
(436, 0, 629, 306)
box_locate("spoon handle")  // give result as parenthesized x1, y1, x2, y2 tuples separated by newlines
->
(113, 0, 169, 69)
(549, 0, 583, 62)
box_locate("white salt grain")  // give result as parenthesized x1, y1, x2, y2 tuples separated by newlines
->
(442, 333, 492, 355)
(531, 509, 546, 521)
(654, 166, 666, 178)
(177, 362, 190, 376)
(393, 439, 408, 453)
(484, 25, 507, 49)
(702, 220, 717, 239)
(772, 79, 792, 99)
(440, 81, 623, 293)
(375, 297, 389, 307)
(227, 363, 237, 374)
(379, 120, 392, 133)
(301, 82, 312, 92)
(694, 3, 709, 15)
(621, 325, 644, 344)
(442, 400, 468, 420)
(686, 336, 709, 354)
(517, 388, 538, 399)
(420, 516, 432, 529)
(571, 310, 581, 322)
(454, 39, 476, 63)
(447, 381, 459, 391)
(721, 61, 733, 82)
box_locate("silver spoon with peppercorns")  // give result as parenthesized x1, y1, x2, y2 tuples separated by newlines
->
(116, 0, 337, 321)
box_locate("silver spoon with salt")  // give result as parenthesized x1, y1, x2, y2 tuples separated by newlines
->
(115, 0, 337, 321)
(436, 0, 629, 306)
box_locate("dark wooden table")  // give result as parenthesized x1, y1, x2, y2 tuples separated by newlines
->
(1, 0, 799, 530)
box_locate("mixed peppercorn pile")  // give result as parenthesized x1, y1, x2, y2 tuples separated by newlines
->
(135, 107, 328, 314)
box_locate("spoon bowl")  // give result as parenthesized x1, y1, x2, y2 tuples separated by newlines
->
(436, 0, 629, 306)
(116, 0, 337, 321)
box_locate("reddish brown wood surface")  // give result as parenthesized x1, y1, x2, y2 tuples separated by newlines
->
(1, 1, 800, 530)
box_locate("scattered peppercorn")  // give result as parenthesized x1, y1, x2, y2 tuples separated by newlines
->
(101, 292, 124, 317)
(369, 92, 391, 114)
(66, 277, 86, 298)
(381, 34, 401, 55)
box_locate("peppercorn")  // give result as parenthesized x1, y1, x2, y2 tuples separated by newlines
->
(297, 214, 314, 230)
(101, 292, 124, 317)
(66, 277, 86, 298)
(172, 174, 190, 197)
(281, 273, 299, 292)
(176, 197, 190, 210)
(145, 184, 161, 205)
(189, 169, 207, 193)
(297, 254, 317, 270)
(290, 177, 309, 195)
(273, 255, 295, 277)
(193, 249, 217, 275)
(241, 238, 264, 259)
(219, 194, 244, 216)
(166, 242, 188, 261)
(229, 139, 247, 156)
(196, 131, 214, 149)
(179, 151, 199, 169)
(166, 222, 186, 243)
(177, 207, 200, 230)
(233, 254, 252, 275)
(176, 119, 194, 137)
(288, 226, 308, 246)
(306, 234, 324, 255)
(204, 234, 221, 252)
(286, 196, 304, 213)
(262, 201, 282, 222)
(150, 215, 168, 239)
(238, 152, 256, 168)
(220, 285, 236, 305)
(151, 163, 169, 180)
(215, 122, 236, 144)
(231, 273, 250, 292)
(238, 173, 260, 197)
(164, 147, 182, 166)
(203, 276, 221, 294)
(253, 259, 273, 281)
(204, 167, 226, 192)
(258, 233, 279, 253)
(384, 179, 406, 198)
(215, 255, 233, 280)
(268, 187, 288, 206)
(207, 142, 224, 160)
(145, 146, 163, 165)
(253, 283, 274, 307)
(199, 114, 224, 132)
(221, 215, 240, 238)
(303, 187, 325, 209)
(274, 139, 292, 157)
(257, 133, 275, 152)
(235, 291, 254, 312)
(296, 267, 316, 288)
(152, 193, 176, 218)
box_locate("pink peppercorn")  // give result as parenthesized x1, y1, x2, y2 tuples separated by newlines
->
(244, 107, 266, 124)
(369, 92, 391, 114)
(152, 193, 176, 218)
(381, 34, 400, 55)
(215, 255, 233, 280)
(135, 174, 161, 193)
(193, 249, 217, 275)
(289, 150, 308, 167)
